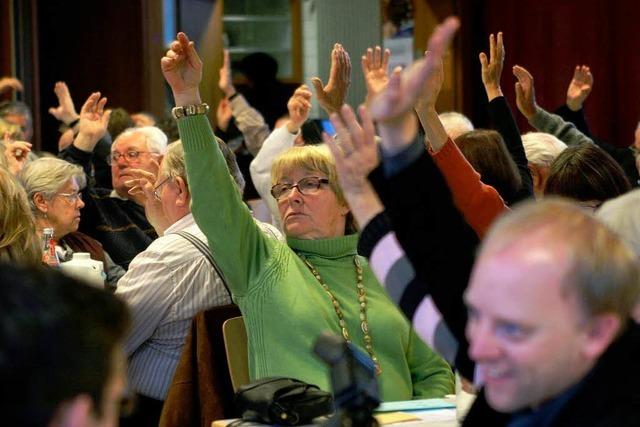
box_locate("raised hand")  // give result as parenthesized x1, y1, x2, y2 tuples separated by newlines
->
(2, 132, 32, 176)
(325, 104, 383, 228)
(216, 99, 233, 131)
(368, 17, 459, 125)
(125, 163, 170, 234)
(161, 32, 203, 106)
(48, 81, 80, 125)
(218, 49, 235, 98)
(311, 43, 351, 114)
(361, 46, 390, 103)
(566, 65, 593, 111)
(0, 77, 23, 94)
(286, 85, 313, 133)
(326, 104, 379, 190)
(415, 51, 444, 112)
(479, 32, 505, 100)
(512, 65, 537, 120)
(74, 92, 111, 152)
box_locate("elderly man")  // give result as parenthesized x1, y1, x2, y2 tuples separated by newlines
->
(61, 92, 167, 268)
(462, 199, 640, 426)
(1, 264, 130, 427)
(115, 139, 281, 425)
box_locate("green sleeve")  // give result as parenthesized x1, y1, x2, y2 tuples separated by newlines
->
(177, 115, 274, 297)
(407, 327, 455, 398)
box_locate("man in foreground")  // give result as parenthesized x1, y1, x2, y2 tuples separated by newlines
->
(463, 198, 640, 425)
(0, 264, 130, 426)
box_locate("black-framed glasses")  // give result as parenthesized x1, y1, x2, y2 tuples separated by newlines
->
(55, 191, 83, 205)
(270, 176, 329, 200)
(153, 176, 172, 201)
(107, 150, 155, 165)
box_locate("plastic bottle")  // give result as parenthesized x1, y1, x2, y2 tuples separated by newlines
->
(42, 227, 60, 268)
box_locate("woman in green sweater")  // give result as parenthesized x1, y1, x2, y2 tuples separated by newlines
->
(160, 33, 454, 401)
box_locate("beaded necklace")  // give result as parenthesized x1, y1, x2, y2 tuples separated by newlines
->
(299, 254, 382, 375)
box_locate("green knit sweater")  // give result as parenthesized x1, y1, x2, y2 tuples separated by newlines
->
(178, 116, 454, 401)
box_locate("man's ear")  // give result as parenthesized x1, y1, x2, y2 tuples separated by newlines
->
(174, 176, 190, 207)
(33, 192, 49, 214)
(48, 394, 93, 427)
(582, 313, 621, 360)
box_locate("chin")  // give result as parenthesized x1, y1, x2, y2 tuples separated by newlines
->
(486, 389, 528, 413)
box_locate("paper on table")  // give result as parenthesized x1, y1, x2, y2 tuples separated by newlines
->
(375, 412, 422, 425)
(376, 398, 456, 413)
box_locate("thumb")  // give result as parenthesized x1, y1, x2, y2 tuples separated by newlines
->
(48, 107, 57, 116)
(101, 109, 112, 128)
(310, 77, 325, 95)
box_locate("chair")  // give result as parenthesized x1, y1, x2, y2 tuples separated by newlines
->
(222, 316, 250, 392)
(159, 304, 241, 427)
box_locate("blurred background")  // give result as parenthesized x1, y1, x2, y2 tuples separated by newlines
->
(2, 0, 637, 154)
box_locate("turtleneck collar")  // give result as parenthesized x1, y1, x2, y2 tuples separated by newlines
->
(287, 233, 359, 259)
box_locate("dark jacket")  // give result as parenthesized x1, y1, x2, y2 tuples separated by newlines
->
(463, 322, 640, 426)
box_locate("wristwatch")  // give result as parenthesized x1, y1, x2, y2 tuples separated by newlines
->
(171, 103, 210, 119)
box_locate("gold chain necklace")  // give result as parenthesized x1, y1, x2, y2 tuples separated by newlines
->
(299, 254, 382, 375)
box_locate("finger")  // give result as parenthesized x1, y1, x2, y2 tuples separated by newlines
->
(100, 109, 112, 129)
(361, 55, 369, 77)
(497, 31, 504, 60)
(426, 17, 460, 59)
(374, 46, 381, 68)
(489, 33, 495, 62)
(382, 49, 391, 71)
(515, 82, 524, 102)
(358, 104, 376, 147)
(80, 92, 99, 114)
(96, 96, 108, 115)
(341, 104, 363, 148)
(366, 48, 373, 70)
(479, 52, 488, 69)
(223, 49, 230, 69)
(186, 41, 202, 69)
(128, 168, 157, 180)
(310, 77, 325, 96)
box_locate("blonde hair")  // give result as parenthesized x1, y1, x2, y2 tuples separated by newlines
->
(0, 167, 40, 265)
(19, 158, 85, 214)
(483, 198, 640, 321)
(271, 145, 356, 234)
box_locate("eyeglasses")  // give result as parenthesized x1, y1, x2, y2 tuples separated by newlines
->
(153, 176, 172, 201)
(56, 191, 83, 205)
(107, 150, 155, 165)
(270, 176, 329, 200)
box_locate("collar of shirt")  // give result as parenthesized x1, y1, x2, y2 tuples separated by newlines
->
(164, 213, 196, 235)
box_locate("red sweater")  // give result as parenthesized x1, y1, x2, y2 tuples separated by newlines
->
(430, 139, 508, 238)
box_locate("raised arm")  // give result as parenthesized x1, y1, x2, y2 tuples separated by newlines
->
(249, 85, 312, 229)
(480, 33, 532, 200)
(554, 65, 594, 137)
(48, 82, 81, 129)
(162, 33, 272, 295)
(311, 43, 351, 115)
(218, 49, 270, 155)
(513, 65, 594, 146)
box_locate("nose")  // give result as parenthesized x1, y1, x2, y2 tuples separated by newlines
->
(467, 321, 502, 362)
(77, 197, 85, 209)
(285, 185, 303, 204)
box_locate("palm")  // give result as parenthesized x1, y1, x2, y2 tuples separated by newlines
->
(365, 69, 388, 96)
(567, 80, 591, 100)
(161, 33, 202, 95)
(416, 54, 443, 110)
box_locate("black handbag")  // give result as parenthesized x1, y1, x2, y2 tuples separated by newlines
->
(235, 377, 334, 425)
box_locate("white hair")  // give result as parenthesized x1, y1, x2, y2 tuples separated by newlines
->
(596, 189, 640, 256)
(114, 126, 168, 154)
(438, 111, 474, 140)
(19, 158, 86, 213)
(522, 132, 567, 167)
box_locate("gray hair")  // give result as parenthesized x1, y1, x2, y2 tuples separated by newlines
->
(439, 111, 474, 140)
(522, 132, 567, 167)
(114, 126, 168, 154)
(596, 188, 640, 256)
(18, 158, 86, 213)
(163, 138, 245, 194)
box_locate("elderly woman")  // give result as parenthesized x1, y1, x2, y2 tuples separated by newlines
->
(0, 166, 40, 264)
(19, 158, 124, 289)
(160, 33, 453, 401)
